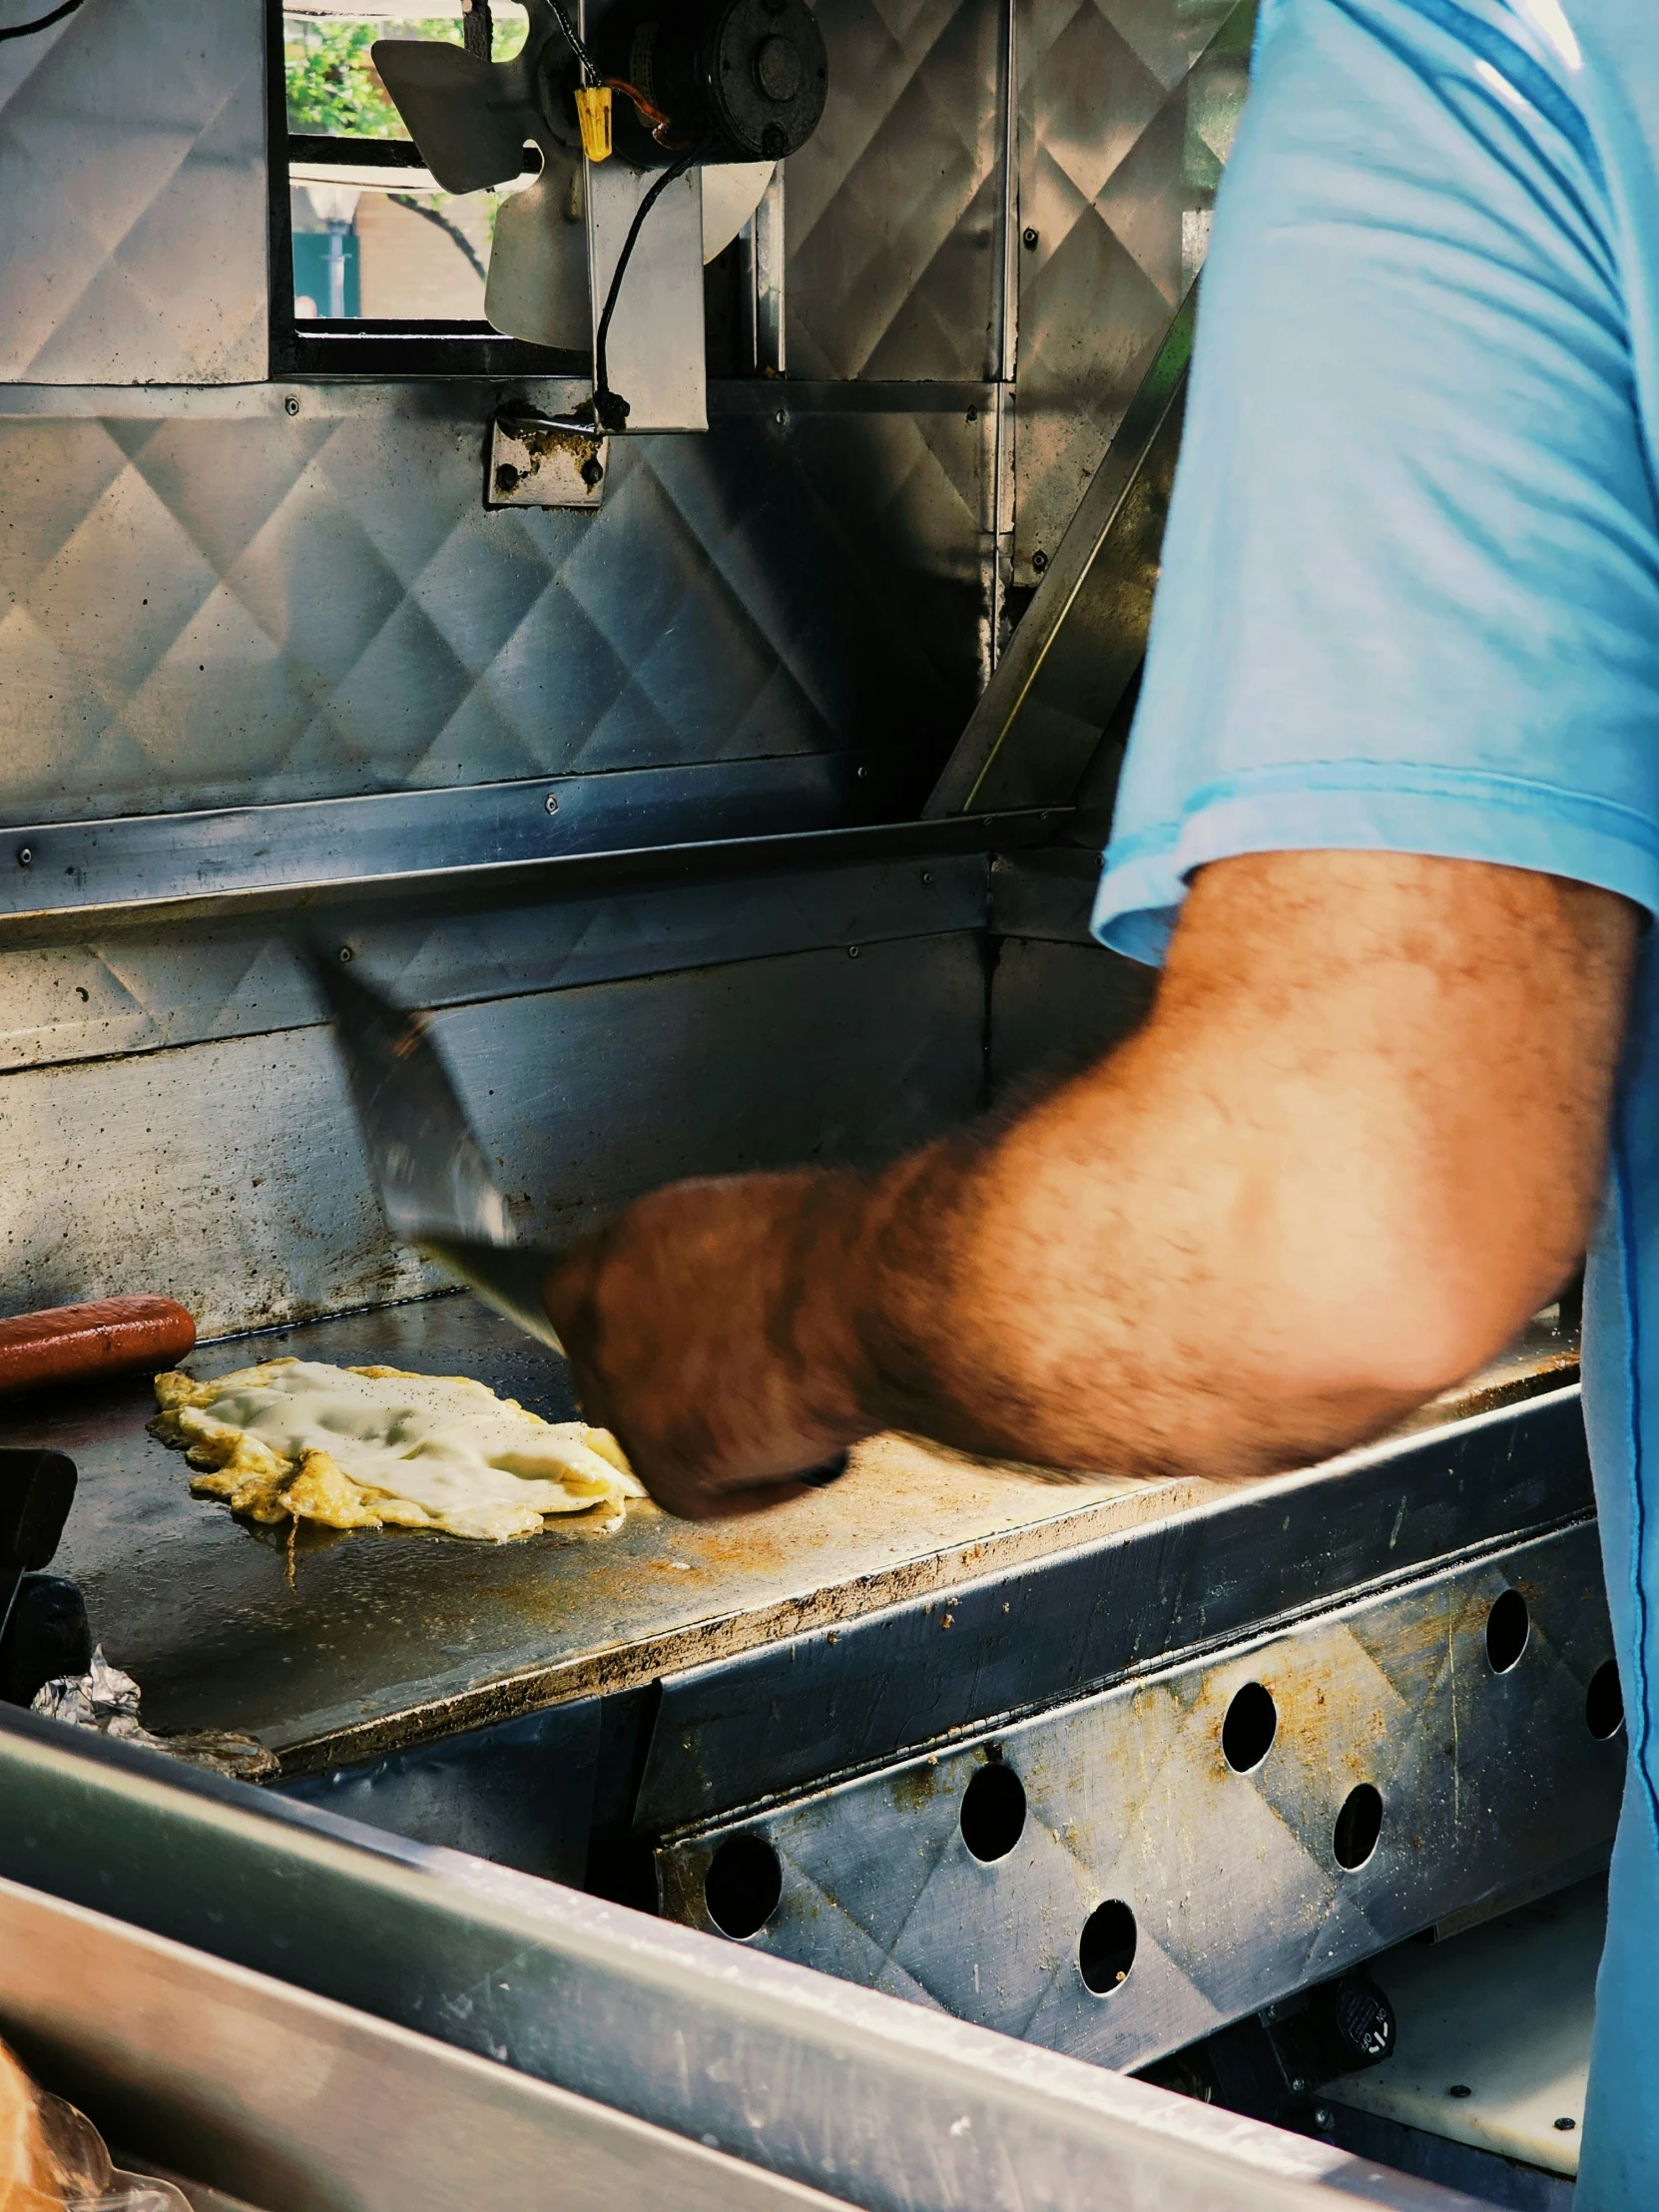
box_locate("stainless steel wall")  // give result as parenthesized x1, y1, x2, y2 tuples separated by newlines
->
(1013, 0, 1250, 575)
(0, 922, 985, 1336)
(988, 849, 1156, 1096)
(0, 0, 267, 383)
(0, 383, 983, 826)
(0, 0, 1245, 1331)
(787, 0, 1006, 380)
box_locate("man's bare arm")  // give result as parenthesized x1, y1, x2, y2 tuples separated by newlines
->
(545, 851, 1637, 1517)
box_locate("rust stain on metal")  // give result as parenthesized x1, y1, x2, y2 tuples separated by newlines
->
(516, 418, 602, 468)
(889, 1760, 947, 1815)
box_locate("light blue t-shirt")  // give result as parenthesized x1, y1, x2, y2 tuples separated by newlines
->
(1090, 1, 1659, 2199)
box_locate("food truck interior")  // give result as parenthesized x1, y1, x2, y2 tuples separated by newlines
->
(0, 2, 1616, 2207)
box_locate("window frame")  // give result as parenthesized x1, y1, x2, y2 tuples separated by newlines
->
(267, 2, 588, 381)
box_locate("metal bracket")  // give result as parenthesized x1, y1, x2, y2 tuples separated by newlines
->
(488, 407, 608, 510)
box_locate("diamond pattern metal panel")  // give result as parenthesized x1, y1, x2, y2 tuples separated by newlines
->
(1013, 0, 1250, 572)
(788, 0, 1006, 379)
(0, 0, 266, 383)
(0, 396, 981, 825)
(660, 1520, 1623, 2070)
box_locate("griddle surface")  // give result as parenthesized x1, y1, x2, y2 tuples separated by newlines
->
(5, 1296, 1171, 1767)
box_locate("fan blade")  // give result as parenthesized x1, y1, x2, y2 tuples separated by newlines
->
(371, 39, 542, 194)
(702, 160, 775, 265)
(485, 159, 591, 347)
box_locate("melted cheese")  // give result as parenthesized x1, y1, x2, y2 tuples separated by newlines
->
(151, 1358, 644, 1542)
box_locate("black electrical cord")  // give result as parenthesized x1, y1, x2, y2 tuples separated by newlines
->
(0, 0, 84, 40)
(537, 0, 706, 434)
(592, 141, 703, 431)
(545, 0, 601, 86)
(461, 0, 492, 64)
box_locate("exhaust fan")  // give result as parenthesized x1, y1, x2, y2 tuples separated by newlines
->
(373, 0, 827, 428)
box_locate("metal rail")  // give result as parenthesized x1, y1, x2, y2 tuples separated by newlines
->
(0, 1713, 1485, 2210)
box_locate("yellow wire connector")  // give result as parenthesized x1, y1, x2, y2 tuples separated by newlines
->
(576, 85, 613, 162)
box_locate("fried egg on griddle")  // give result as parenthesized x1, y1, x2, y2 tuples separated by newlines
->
(151, 1358, 643, 1542)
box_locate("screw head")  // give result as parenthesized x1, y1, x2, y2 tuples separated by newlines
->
(544, 792, 559, 815)
(775, 408, 789, 427)
(494, 463, 521, 496)
(1555, 2117, 1577, 2132)
(1031, 550, 1048, 573)
(15, 847, 31, 867)
(1448, 2084, 1472, 2099)
(920, 869, 934, 885)
(1314, 2107, 1334, 2129)
(283, 394, 300, 417)
(855, 765, 869, 780)
(847, 944, 860, 958)
(580, 455, 604, 488)
(1022, 226, 1038, 251)
(337, 945, 354, 963)
(965, 406, 977, 423)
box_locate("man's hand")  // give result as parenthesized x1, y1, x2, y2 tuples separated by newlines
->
(544, 1168, 869, 1519)
(547, 850, 1637, 1519)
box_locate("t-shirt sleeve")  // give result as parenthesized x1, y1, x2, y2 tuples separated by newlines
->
(1093, 0, 1659, 965)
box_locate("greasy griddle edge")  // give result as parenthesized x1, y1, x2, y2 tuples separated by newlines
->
(271, 1348, 1580, 1778)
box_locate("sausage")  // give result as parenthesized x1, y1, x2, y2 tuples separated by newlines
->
(0, 1297, 197, 1396)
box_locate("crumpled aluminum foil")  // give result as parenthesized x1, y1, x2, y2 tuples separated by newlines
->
(32, 1646, 277, 1781)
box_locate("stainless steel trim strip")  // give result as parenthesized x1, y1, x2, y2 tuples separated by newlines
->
(0, 760, 860, 920)
(0, 1874, 840, 2212)
(0, 379, 996, 421)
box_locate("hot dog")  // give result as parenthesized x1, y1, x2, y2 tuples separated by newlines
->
(0, 1298, 196, 1396)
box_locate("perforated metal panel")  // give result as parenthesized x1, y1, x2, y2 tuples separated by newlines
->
(0, 0, 266, 383)
(660, 1518, 1623, 2070)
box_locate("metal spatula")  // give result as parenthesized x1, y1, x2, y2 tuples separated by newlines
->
(303, 949, 570, 1351)
(306, 951, 849, 1486)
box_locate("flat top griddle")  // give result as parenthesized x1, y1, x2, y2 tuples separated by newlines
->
(1, 1295, 1176, 1770)
(2, 1295, 1576, 1775)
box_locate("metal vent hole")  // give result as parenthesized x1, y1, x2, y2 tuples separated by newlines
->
(704, 1834, 782, 1939)
(1485, 1588, 1530, 1674)
(1078, 1900, 1137, 1993)
(1222, 1681, 1278, 1773)
(960, 1760, 1026, 1862)
(1334, 1784, 1383, 1872)
(1587, 1660, 1625, 1740)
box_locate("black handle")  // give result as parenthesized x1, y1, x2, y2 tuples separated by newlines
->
(0, 1449, 76, 1574)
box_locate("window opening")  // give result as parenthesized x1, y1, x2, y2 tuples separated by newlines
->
(273, 4, 582, 376)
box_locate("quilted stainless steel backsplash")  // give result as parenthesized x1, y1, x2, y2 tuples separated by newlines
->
(0, 0, 1250, 823)
(1013, 0, 1249, 574)
(0, 0, 267, 383)
(787, 0, 1007, 380)
(0, 385, 982, 825)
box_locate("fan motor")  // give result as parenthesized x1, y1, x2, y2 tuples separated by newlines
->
(607, 0, 830, 167)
